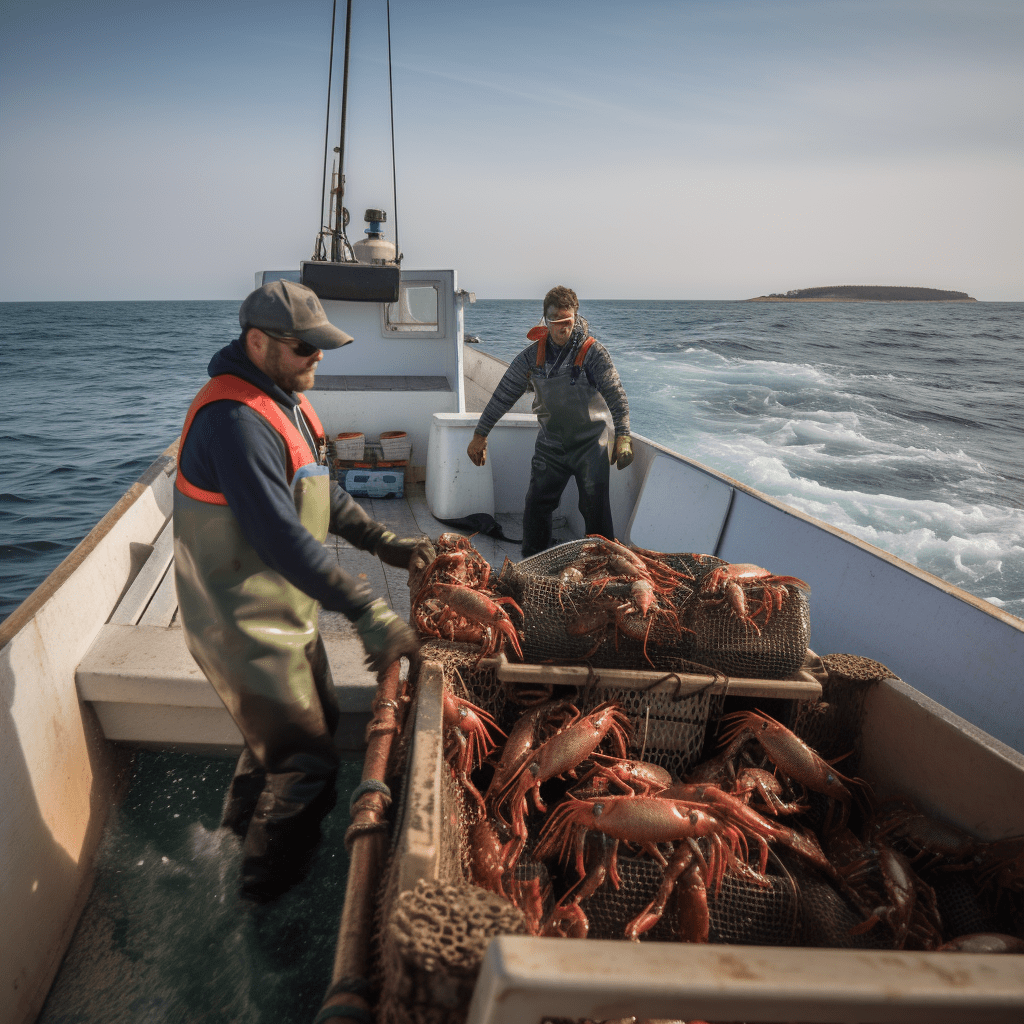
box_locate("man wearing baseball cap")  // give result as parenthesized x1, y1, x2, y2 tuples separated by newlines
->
(173, 279, 433, 902)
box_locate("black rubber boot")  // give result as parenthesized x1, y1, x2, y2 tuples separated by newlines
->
(239, 771, 338, 903)
(220, 747, 266, 839)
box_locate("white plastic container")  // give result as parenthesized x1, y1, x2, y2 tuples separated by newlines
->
(425, 413, 494, 519)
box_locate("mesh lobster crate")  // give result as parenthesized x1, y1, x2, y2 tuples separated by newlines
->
(496, 540, 811, 679)
(372, 647, 1024, 1024)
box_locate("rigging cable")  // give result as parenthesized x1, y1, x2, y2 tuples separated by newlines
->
(386, 0, 400, 264)
(314, 0, 339, 260)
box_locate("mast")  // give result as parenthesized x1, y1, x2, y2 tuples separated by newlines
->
(330, 0, 355, 263)
(301, 0, 400, 301)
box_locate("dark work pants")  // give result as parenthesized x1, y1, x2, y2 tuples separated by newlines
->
(221, 636, 341, 897)
(522, 437, 614, 557)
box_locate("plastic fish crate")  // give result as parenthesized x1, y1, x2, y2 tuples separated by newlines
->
(341, 468, 404, 498)
(383, 659, 1024, 1024)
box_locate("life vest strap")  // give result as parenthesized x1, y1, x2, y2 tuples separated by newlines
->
(532, 333, 596, 372)
(176, 375, 325, 505)
(574, 336, 597, 367)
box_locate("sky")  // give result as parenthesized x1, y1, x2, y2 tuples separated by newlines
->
(1, 0, 1021, 301)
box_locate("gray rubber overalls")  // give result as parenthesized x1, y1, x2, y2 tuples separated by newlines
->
(522, 332, 615, 556)
(173, 375, 340, 888)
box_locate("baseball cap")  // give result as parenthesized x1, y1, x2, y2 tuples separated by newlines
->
(239, 279, 354, 349)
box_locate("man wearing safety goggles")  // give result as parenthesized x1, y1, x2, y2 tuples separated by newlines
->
(467, 285, 632, 557)
(174, 279, 432, 902)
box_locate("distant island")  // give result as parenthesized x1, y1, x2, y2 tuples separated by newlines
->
(749, 286, 976, 302)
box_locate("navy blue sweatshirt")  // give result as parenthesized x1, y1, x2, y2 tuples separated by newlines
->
(178, 336, 385, 618)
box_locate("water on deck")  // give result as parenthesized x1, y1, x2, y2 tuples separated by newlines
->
(38, 752, 363, 1023)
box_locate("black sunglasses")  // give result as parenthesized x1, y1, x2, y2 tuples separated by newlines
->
(268, 334, 320, 358)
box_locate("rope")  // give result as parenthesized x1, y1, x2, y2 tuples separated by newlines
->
(324, 976, 375, 1002)
(349, 778, 392, 814)
(315, 977, 375, 1024)
(386, 0, 400, 263)
(344, 818, 390, 851)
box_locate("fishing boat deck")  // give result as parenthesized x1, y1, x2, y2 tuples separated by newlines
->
(75, 482, 564, 752)
(317, 480, 531, 631)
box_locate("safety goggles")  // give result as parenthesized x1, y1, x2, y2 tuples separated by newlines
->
(268, 334, 321, 358)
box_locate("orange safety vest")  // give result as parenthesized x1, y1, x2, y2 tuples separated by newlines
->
(525, 325, 597, 382)
(175, 374, 326, 506)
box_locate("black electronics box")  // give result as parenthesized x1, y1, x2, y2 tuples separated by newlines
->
(300, 261, 400, 303)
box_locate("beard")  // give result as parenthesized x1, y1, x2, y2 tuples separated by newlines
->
(263, 344, 318, 393)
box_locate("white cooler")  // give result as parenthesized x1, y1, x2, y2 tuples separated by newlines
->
(425, 413, 495, 519)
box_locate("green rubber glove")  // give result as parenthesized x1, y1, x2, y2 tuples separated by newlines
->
(614, 435, 634, 470)
(375, 531, 437, 573)
(353, 598, 421, 674)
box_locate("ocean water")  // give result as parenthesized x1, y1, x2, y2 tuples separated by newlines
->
(1, 298, 1022, 621)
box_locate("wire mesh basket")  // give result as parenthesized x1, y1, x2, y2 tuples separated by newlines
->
(496, 539, 811, 679)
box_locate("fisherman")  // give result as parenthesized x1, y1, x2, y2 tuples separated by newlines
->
(466, 285, 633, 556)
(173, 279, 433, 903)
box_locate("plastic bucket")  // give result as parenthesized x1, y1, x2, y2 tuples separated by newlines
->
(336, 431, 365, 460)
(379, 430, 412, 461)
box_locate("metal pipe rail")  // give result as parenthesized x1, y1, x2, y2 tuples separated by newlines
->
(316, 658, 408, 1024)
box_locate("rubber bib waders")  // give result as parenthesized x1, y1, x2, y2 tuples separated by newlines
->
(522, 333, 615, 556)
(173, 375, 340, 879)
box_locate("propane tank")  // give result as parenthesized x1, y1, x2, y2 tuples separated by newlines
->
(352, 208, 397, 264)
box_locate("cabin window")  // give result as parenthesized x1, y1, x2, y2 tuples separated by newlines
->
(384, 283, 441, 335)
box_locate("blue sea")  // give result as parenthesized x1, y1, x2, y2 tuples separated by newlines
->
(1, 299, 1022, 622)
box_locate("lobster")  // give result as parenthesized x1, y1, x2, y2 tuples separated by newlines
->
(660, 781, 833, 878)
(535, 794, 748, 941)
(414, 582, 524, 663)
(482, 700, 578, 808)
(494, 701, 632, 843)
(825, 823, 943, 950)
(468, 813, 517, 898)
(700, 562, 810, 634)
(442, 690, 506, 811)
(868, 796, 981, 869)
(571, 753, 674, 798)
(718, 709, 868, 826)
(565, 595, 688, 667)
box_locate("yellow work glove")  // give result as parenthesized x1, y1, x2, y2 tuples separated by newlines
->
(467, 432, 488, 467)
(614, 435, 634, 470)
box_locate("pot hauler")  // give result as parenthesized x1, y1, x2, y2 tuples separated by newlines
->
(173, 279, 434, 903)
(467, 285, 633, 556)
